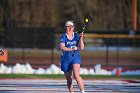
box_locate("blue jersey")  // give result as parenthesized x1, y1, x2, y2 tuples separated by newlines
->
(60, 32, 81, 73)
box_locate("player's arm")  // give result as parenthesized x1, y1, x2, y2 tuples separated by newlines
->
(60, 43, 73, 51)
(78, 32, 84, 50)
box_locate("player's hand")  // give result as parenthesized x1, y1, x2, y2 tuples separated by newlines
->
(79, 31, 84, 39)
(72, 46, 78, 51)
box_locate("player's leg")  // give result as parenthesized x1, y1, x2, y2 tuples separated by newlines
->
(65, 69, 74, 93)
(73, 64, 85, 93)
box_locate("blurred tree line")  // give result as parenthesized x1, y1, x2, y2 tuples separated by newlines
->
(0, 0, 140, 32)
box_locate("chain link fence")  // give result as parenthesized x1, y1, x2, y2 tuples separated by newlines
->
(0, 30, 140, 71)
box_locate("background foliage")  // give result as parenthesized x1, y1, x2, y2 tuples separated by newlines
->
(0, 0, 140, 32)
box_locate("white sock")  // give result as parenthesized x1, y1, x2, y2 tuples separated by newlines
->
(81, 90, 85, 93)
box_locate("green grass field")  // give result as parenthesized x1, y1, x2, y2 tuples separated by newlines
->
(0, 74, 140, 79)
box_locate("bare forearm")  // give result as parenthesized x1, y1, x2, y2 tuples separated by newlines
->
(60, 45, 72, 51)
(78, 38, 84, 50)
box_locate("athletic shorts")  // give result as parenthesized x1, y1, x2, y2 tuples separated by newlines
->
(61, 57, 81, 73)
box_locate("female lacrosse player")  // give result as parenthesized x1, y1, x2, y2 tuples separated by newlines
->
(60, 21, 85, 93)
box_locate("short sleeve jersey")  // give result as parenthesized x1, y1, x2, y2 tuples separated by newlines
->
(60, 32, 80, 48)
(60, 32, 81, 61)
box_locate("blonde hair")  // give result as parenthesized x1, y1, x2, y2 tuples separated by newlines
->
(65, 21, 74, 26)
